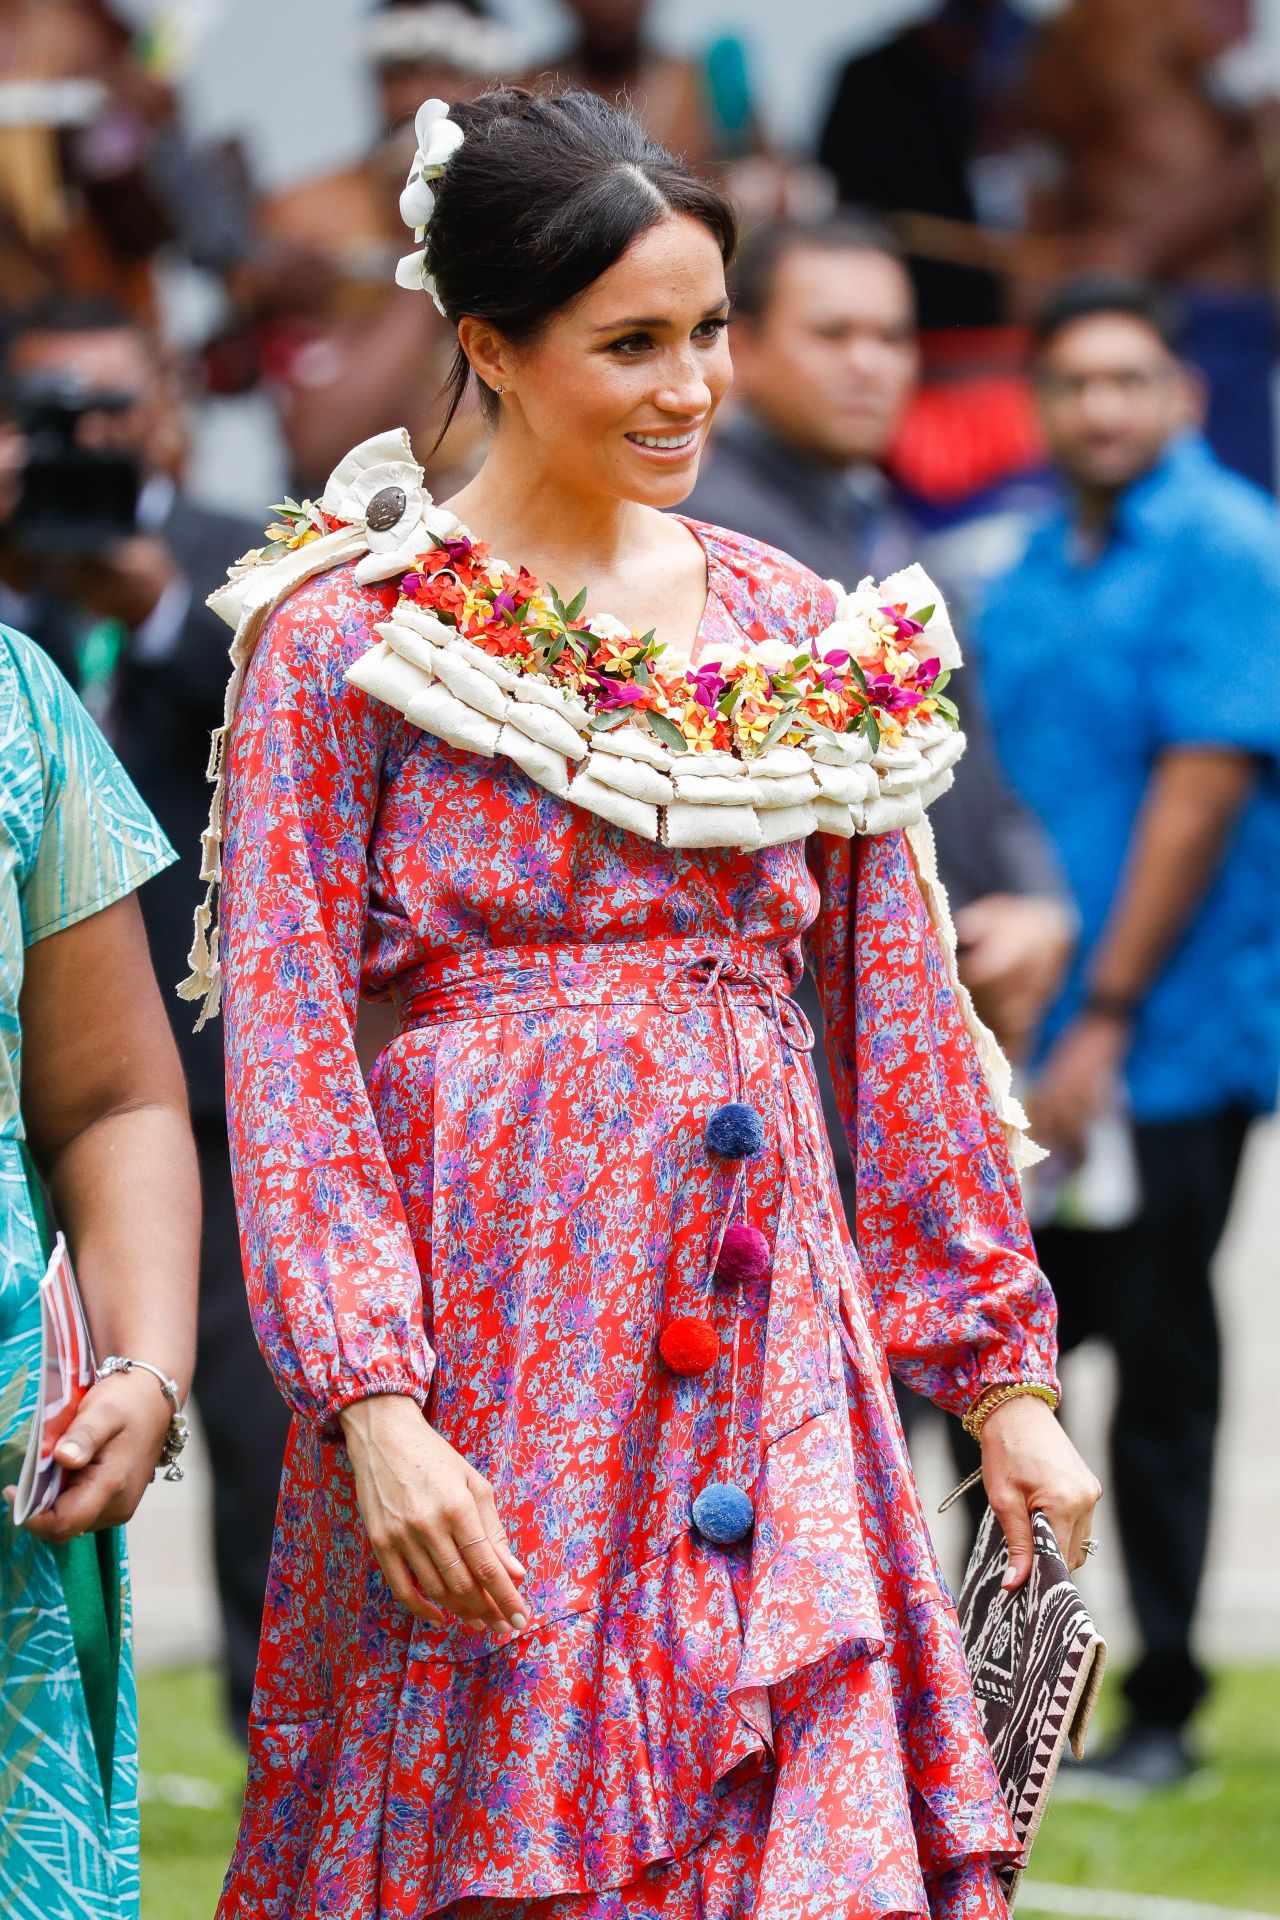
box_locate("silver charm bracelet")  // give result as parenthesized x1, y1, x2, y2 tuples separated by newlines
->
(95, 1355, 190, 1482)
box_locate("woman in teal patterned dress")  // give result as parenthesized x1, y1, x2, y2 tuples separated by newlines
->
(0, 626, 199, 1918)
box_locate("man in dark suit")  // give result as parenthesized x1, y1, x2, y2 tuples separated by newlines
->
(685, 216, 1075, 1067)
(0, 294, 290, 1740)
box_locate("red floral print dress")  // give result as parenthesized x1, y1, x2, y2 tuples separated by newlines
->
(216, 521, 1059, 1920)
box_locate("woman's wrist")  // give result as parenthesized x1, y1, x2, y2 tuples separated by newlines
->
(93, 1356, 191, 1479)
(338, 1392, 426, 1442)
(963, 1379, 1060, 1442)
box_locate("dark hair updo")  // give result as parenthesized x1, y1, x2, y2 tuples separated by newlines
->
(423, 88, 738, 442)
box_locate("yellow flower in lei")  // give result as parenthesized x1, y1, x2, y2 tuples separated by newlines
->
(651, 666, 729, 751)
(264, 522, 321, 551)
(510, 587, 561, 637)
(261, 497, 326, 558)
(726, 659, 786, 756)
(459, 583, 498, 634)
(592, 633, 652, 675)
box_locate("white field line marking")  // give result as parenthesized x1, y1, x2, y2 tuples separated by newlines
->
(1020, 1882, 1280, 1920)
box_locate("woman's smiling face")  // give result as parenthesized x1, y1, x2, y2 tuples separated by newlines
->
(484, 214, 733, 509)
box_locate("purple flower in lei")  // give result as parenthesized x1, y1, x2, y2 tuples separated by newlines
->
(589, 672, 650, 710)
(689, 660, 727, 711)
(867, 653, 941, 713)
(880, 603, 925, 643)
(868, 673, 925, 714)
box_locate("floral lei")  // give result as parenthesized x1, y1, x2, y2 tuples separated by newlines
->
(265, 497, 958, 761)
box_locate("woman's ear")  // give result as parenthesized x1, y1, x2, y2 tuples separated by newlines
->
(457, 316, 512, 400)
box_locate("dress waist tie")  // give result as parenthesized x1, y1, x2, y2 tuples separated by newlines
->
(396, 947, 817, 1550)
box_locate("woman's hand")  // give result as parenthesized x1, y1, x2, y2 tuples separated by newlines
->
(979, 1395, 1103, 1589)
(341, 1394, 528, 1632)
(4, 1369, 174, 1543)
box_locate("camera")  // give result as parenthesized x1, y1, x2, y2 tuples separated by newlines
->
(4, 374, 140, 553)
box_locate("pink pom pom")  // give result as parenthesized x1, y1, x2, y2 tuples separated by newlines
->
(715, 1224, 771, 1285)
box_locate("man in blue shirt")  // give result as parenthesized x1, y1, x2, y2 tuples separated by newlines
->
(980, 275, 1280, 1787)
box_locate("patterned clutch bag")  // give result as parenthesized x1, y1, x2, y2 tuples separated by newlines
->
(955, 1502, 1108, 1901)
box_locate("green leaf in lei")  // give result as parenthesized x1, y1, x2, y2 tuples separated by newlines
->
(789, 711, 837, 741)
(910, 603, 936, 626)
(930, 668, 951, 694)
(754, 710, 796, 755)
(933, 692, 961, 729)
(646, 710, 690, 754)
(862, 709, 882, 753)
(565, 586, 589, 622)
(587, 708, 633, 733)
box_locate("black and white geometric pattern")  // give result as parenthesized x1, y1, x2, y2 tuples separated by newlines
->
(958, 1506, 1108, 1903)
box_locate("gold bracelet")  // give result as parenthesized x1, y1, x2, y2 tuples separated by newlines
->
(962, 1380, 1059, 1442)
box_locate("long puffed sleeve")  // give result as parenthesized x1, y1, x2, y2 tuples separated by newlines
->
(806, 826, 1059, 1418)
(220, 566, 434, 1426)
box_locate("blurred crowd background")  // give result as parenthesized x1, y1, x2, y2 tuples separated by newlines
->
(3, 0, 1279, 1860)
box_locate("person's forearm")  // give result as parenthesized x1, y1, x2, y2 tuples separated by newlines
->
(1087, 748, 1255, 1009)
(44, 1102, 199, 1397)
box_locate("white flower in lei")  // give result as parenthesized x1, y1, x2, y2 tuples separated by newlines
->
(394, 97, 466, 315)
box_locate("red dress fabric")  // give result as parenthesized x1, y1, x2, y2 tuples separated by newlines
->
(216, 522, 1059, 1920)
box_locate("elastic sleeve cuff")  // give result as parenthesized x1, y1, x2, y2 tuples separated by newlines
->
(318, 1371, 433, 1438)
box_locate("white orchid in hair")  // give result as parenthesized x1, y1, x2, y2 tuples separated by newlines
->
(394, 97, 465, 314)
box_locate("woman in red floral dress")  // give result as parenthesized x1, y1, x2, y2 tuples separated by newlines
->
(208, 88, 1100, 1920)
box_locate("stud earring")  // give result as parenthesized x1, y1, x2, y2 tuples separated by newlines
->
(494, 383, 505, 396)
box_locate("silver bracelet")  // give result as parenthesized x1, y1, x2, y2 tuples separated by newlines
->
(95, 1355, 190, 1482)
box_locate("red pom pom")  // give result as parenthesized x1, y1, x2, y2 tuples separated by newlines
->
(659, 1316, 720, 1377)
(716, 1224, 771, 1284)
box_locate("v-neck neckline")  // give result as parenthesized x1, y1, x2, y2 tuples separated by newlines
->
(667, 512, 720, 668)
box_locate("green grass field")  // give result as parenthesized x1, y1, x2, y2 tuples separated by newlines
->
(139, 1663, 1280, 1920)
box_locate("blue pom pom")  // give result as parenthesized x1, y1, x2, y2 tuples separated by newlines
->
(704, 1102, 765, 1159)
(692, 1482, 755, 1547)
